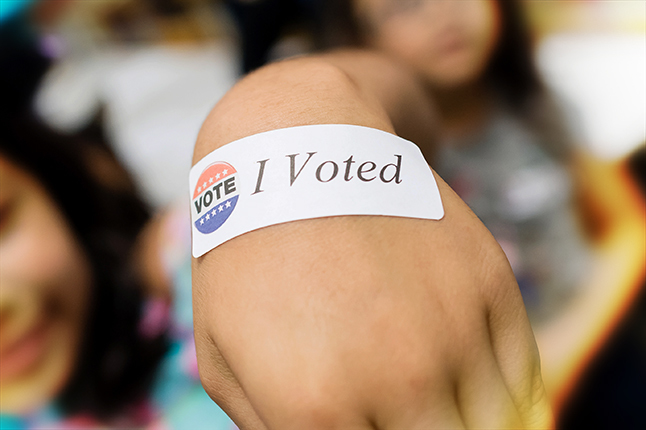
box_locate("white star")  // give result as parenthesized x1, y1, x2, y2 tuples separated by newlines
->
(206, 214, 210, 220)
(223, 169, 228, 175)
(209, 177, 214, 183)
(197, 186, 202, 193)
(218, 205, 224, 212)
(203, 182, 207, 188)
(200, 218, 204, 225)
(211, 209, 217, 216)
(216, 173, 221, 180)
(225, 201, 232, 208)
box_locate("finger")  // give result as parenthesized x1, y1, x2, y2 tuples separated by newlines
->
(368, 364, 466, 430)
(433, 174, 553, 428)
(455, 320, 525, 429)
(484, 255, 554, 429)
(378, 397, 466, 430)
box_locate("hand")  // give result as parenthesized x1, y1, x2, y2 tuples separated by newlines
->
(191, 54, 553, 429)
(193, 174, 552, 429)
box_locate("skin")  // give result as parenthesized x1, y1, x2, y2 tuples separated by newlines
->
(191, 53, 553, 429)
(355, 0, 501, 89)
(0, 156, 92, 413)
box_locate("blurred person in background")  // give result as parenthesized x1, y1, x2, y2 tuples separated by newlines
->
(0, 116, 239, 429)
(315, 0, 645, 426)
(0, 2, 237, 428)
(323, 0, 588, 324)
(0, 74, 237, 430)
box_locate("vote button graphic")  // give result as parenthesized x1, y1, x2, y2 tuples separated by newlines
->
(192, 162, 239, 234)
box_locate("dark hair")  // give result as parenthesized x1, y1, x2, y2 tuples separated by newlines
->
(0, 114, 169, 419)
(319, 0, 572, 160)
(483, 1, 542, 109)
(1, 14, 168, 419)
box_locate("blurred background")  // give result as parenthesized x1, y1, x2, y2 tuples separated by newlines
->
(1, 0, 644, 429)
(3, 0, 643, 207)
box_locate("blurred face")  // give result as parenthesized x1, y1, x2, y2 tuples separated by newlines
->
(0, 155, 91, 413)
(355, 0, 501, 89)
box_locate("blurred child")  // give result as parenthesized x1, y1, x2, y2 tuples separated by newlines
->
(323, 0, 591, 323)
(0, 3, 237, 427)
(0, 115, 236, 428)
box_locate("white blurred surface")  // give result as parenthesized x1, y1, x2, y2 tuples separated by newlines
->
(537, 33, 646, 160)
(36, 42, 238, 208)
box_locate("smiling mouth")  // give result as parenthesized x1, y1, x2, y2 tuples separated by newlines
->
(0, 319, 51, 382)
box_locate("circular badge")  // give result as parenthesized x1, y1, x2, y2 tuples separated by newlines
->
(192, 162, 239, 234)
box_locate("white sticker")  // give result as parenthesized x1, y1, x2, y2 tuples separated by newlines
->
(190, 124, 444, 257)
